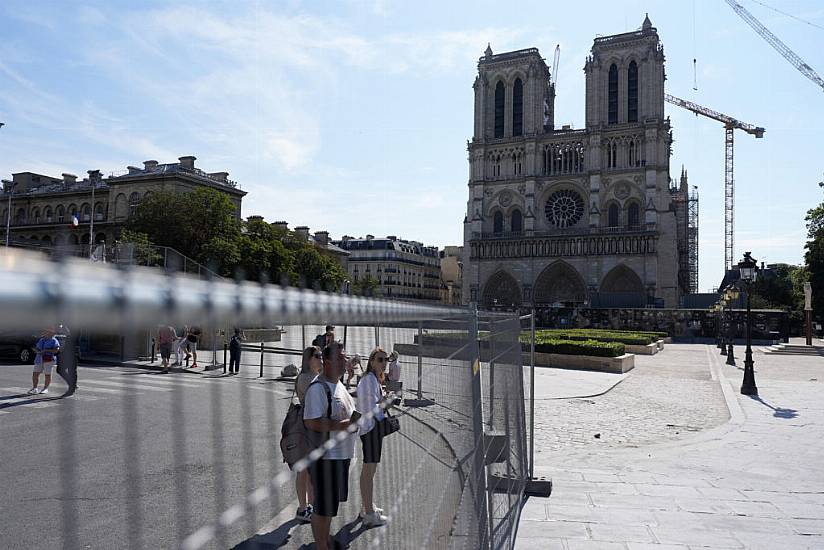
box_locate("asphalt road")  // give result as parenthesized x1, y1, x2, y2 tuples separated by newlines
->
(0, 358, 465, 550)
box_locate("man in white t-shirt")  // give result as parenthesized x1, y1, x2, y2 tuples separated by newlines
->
(303, 340, 357, 550)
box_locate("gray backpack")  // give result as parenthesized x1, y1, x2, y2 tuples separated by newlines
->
(279, 378, 331, 467)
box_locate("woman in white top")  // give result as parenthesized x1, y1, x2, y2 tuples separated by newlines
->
(293, 345, 322, 523)
(356, 347, 390, 527)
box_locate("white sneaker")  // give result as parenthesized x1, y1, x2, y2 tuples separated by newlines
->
(358, 506, 385, 519)
(27, 387, 39, 395)
(362, 511, 387, 527)
(39, 388, 49, 395)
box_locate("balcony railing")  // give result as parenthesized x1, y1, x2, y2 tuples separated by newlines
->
(475, 226, 650, 240)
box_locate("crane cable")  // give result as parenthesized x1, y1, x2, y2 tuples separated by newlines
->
(746, 0, 824, 32)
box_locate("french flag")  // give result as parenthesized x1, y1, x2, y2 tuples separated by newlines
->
(71, 214, 79, 227)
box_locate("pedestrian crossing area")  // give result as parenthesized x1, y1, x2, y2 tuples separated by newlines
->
(0, 369, 292, 415)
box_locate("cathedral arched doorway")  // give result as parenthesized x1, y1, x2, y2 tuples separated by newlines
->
(533, 261, 587, 305)
(596, 264, 646, 307)
(481, 270, 522, 309)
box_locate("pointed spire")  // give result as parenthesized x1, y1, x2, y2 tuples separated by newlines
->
(642, 13, 652, 31)
(484, 43, 493, 58)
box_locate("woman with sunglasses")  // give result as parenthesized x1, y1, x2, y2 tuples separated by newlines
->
(293, 345, 323, 523)
(356, 347, 390, 527)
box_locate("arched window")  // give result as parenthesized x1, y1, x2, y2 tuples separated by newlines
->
(494, 81, 505, 138)
(511, 209, 522, 233)
(608, 204, 619, 227)
(56, 205, 65, 223)
(495, 155, 501, 177)
(42, 235, 52, 245)
(94, 203, 105, 221)
(608, 64, 618, 125)
(15, 208, 26, 225)
(512, 78, 523, 136)
(493, 211, 503, 234)
(128, 192, 141, 217)
(81, 203, 91, 222)
(627, 61, 638, 123)
(32, 207, 41, 223)
(44, 206, 53, 222)
(627, 202, 640, 229)
(628, 140, 636, 167)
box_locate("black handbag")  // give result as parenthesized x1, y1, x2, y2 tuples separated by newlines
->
(380, 410, 400, 437)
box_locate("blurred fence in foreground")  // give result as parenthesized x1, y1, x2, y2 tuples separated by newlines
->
(0, 250, 530, 549)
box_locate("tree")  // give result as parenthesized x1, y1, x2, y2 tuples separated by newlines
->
(351, 275, 381, 297)
(117, 229, 162, 266)
(127, 188, 241, 273)
(805, 182, 824, 321)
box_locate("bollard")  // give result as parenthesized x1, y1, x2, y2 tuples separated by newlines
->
(223, 343, 227, 374)
(259, 342, 264, 378)
(726, 342, 736, 365)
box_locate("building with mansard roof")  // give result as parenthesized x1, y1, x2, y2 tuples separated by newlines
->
(463, 15, 694, 310)
(1, 156, 245, 249)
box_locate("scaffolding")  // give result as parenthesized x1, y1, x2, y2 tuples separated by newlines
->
(687, 185, 699, 294)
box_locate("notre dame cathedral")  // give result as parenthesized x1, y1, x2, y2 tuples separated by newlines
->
(463, 15, 694, 310)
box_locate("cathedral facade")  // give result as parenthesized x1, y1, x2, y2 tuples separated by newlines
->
(463, 15, 689, 310)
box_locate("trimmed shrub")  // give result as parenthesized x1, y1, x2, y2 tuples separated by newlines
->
(533, 337, 625, 357)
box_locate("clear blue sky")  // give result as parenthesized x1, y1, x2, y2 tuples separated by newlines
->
(1, 0, 822, 291)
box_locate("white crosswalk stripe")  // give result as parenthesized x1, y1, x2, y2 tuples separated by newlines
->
(81, 379, 172, 392)
(102, 375, 203, 389)
(2, 386, 100, 402)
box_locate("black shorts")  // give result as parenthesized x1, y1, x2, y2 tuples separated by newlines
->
(360, 425, 383, 464)
(308, 459, 350, 517)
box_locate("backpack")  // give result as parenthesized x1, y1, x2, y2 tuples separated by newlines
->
(280, 378, 332, 467)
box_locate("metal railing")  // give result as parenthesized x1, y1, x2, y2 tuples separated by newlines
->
(0, 250, 534, 550)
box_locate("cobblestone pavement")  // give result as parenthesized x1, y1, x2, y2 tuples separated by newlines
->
(532, 345, 730, 455)
(518, 342, 824, 550)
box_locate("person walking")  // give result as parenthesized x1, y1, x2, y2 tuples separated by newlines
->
(228, 328, 243, 374)
(356, 348, 390, 527)
(303, 341, 357, 550)
(292, 345, 322, 523)
(29, 327, 60, 395)
(55, 324, 78, 395)
(157, 325, 177, 373)
(186, 326, 202, 368)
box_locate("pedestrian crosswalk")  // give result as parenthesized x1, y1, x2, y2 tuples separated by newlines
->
(0, 368, 291, 415)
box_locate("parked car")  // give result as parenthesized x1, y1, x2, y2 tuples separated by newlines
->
(0, 327, 81, 364)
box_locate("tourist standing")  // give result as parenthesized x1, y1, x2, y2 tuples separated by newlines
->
(55, 324, 78, 395)
(228, 328, 242, 374)
(157, 325, 177, 373)
(356, 348, 389, 527)
(292, 345, 322, 523)
(312, 325, 335, 350)
(173, 325, 189, 367)
(303, 341, 357, 550)
(29, 328, 60, 395)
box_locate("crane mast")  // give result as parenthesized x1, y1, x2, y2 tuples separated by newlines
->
(664, 94, 765, 272)
(725, 0, 824, 92)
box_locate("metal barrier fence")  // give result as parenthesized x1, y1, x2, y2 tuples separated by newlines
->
(0, 251, 532, 550)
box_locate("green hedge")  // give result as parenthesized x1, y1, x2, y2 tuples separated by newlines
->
(526, 329, 666, 346)
(533, 337, 625, 357)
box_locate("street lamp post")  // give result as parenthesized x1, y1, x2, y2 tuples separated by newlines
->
(739, 252, 759, 396)
(725, 287, 739, 366)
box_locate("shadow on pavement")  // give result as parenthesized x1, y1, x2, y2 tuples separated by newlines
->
(749, 395, 799, 419)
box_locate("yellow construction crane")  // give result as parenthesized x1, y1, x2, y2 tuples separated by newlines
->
(664, 94, 765, 272)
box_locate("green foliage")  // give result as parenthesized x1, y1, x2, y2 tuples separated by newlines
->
(805, 181, 824, 321)
(126, 189, 347, 288)
(118, 229, 161, 266)
(351, 275, 382, 297)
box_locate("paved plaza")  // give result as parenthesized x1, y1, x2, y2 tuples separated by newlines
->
(517, 339, 824, 550)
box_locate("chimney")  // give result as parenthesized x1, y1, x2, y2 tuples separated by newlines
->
(143, 160, 158, 170)
(62, 173, 77, 185)
(178, 156, 196, 170)
(366, 234, 374, 240)
(387, 235, 397, 241)
(127, 166, 141, 175)
(247, 215, 264, 223)
(209, 171, 228, 183)
(272, 221, 289, 231)
(295, 226, 310, 239)
(315, 231, 329, 246)
(87, 169, 101, 185)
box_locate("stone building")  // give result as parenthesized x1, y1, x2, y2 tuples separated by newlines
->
(440, 245, 463, 305)
(1, 156, 245, 248)
(463, 15, 691, 310)
(333, 235, 441, 301)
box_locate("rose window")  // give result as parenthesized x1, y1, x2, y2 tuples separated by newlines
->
(545, 189, 584, 228)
